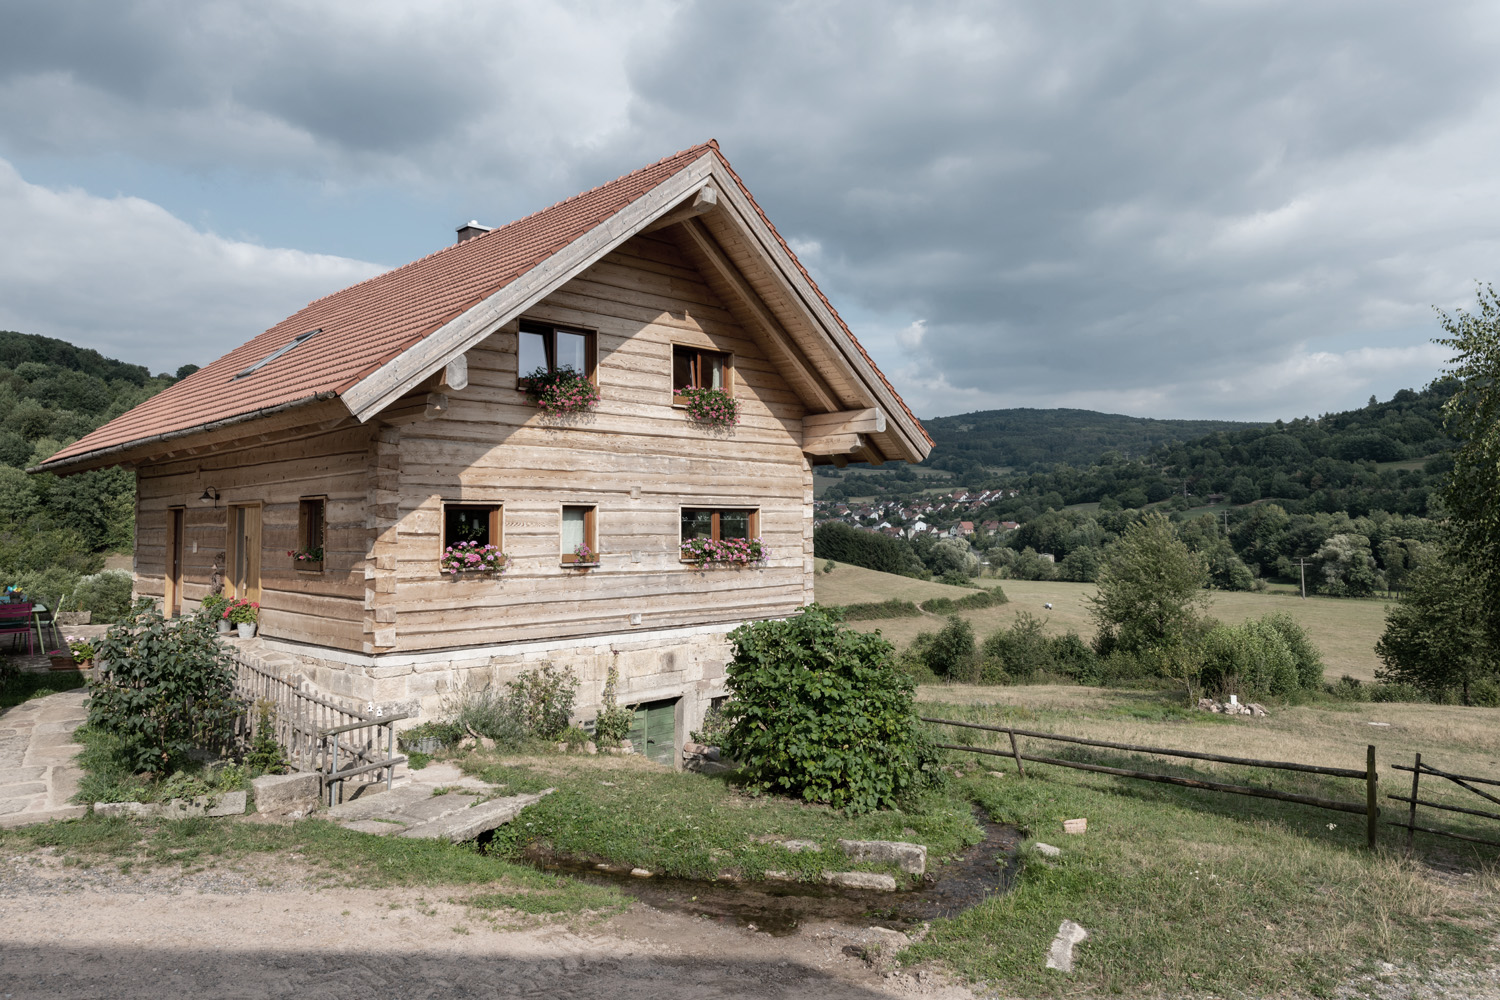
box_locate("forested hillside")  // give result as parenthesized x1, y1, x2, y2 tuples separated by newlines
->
(0, 330, 189, 615)
(921, 407, 1258, 473)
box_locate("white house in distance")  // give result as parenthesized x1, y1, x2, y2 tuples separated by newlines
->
(35, 141, 932, 763)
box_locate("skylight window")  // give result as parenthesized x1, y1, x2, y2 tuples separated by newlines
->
(233, 328, 321, 379)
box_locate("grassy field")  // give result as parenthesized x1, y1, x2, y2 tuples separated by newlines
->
(816, 562, 1393, 681)
(908, 685, 1500, 995)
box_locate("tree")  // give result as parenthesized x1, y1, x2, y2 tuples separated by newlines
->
(1089, 512, 1209, 656)
(1376, 558, 1496, 704)
(1435, 285, 1500, 650)
(1312, 533, 1381, 597)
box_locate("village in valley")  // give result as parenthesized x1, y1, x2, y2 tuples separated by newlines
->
(2, 6, 1500, 1000)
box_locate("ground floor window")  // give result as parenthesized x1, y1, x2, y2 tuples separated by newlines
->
(680, 507, 762, 564)
(294, 497, 326, 571)
(443, 504, 501, 549)
(561, 505, 597, 564)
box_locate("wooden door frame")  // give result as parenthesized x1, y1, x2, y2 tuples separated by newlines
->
(225, 502, 263, 602)
(165, 506, 186, 617)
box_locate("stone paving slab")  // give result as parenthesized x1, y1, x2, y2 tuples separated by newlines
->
(0, 688, 88, 828)
(325, 761, 552, 842)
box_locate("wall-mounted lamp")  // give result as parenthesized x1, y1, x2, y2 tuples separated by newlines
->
(199, 487, 219, 505)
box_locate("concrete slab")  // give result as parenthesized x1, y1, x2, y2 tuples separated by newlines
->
(324, 761, 549, 842)
(397, 790, 554, 842)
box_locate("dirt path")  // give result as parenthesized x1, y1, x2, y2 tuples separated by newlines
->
(0, 852, 976, 1000)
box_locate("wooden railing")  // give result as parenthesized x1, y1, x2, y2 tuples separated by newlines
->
(233, 656, 407, 799)
(1387, 754, 1500, 849)
(921, 716, 1381, 848)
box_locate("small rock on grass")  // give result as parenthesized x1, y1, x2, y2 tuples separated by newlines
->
(823, 871, 898, 891)
(1045, 919, 1089, 973)
(630, 868, 652, 877)
(1033, 842, 1061, 857)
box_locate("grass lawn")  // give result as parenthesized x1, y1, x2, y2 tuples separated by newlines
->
(817, 562, 1392, 681)
(906, 686, 1500, 996)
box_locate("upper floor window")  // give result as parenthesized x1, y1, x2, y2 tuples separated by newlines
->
(672, 345, 730, 404)
(519, 321, 595, 385)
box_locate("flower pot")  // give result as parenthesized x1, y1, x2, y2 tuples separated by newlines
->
(236, 622, 257, 639)
(217, 620, 232, 635)
(78, 659, 94, 670)
(48, 655, 78, 671)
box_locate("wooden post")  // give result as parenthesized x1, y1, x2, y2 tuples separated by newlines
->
(1366, 744, 1378, 850)
(1406, 752, 1421, 851)
(1009, 729, 1025, 778)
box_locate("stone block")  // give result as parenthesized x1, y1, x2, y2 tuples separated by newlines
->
(781, 839, 821, 853)
(837, 839, 927, 875)
(95, 790, 246, 819)
(252, 772, 322, 815)
(822, 871, 898, 891)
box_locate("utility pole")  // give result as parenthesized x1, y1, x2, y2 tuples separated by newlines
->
(1299, 557, 1307, 600)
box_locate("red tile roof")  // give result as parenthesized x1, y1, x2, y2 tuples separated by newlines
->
(43, 141, 929, 470)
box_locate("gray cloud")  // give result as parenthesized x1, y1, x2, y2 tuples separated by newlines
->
(1, 0, 1496, 419)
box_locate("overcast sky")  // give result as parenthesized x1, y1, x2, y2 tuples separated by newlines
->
(1, 0, 1494, 422)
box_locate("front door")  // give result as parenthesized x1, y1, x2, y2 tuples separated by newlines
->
(629, 699, 678, 766)
(166, 507, 185, 616)
(227, 504, 261, 602)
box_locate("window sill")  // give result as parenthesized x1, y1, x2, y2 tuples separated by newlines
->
(294, 564, 324, 574)
(562, 562, 600, 569)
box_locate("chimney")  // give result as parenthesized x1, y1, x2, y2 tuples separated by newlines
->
(455, 220, 491, 243)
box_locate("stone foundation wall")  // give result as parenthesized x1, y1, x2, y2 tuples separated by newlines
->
(229, 622, 740, 765)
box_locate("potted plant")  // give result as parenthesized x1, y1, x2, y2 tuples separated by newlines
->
(440, 542, 508, 576)
(680, 536, 767, 566)
(65, 635, 95, 669)
(225, 599, 260, 638)
(522, 365, 599, 414)
(568, 541, 597, 567)
(202, 593, 232, 634)
(287, 546, 323, 567)
(46, 648, 77, 671)
(679, 385, 739, 427)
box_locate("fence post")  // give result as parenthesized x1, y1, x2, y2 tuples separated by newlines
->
(1009, 728, 1025, 779)
(1406, 752, 1421, 851)
(1366, 744, 1378, 850)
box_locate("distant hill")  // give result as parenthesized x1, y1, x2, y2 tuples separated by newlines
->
(922, 407, 1260, 472)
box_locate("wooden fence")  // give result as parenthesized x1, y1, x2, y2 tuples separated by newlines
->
(921, 716, 1380, 848)
(233, 656, 407, 800)
(1387, 754, 1500, 849)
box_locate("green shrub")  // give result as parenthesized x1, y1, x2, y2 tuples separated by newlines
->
(925, 615, 976, 677)
(87, 605, 241, 774)
(720, 606, 938, 813)
(244, 701, 288, 774)
(980, 612, 1052, 681)
(689, 701, 731, 745)
(73, 569, 134, 623)
(199, 592, 229, 624)
(507, 662, 577, 740)
(558, 725, 591, 749)
(444, 685, 530, 749)
(1260, 612, 1324, 690)
(938, 570, 975, 587)
(592, 663, 634, 747)
(1465, 677, 1500, 708)
(836, 599, 923, 621)
(11, 566, 81, 616)
(1196, 619, 1299, 701)
(1368, 681, 1425, 703)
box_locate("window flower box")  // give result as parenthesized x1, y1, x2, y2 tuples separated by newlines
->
(522, 366, 599, 414)
(564, 542, 598, 568)
(287, 546, 323, 570)
(680, 536, 766, 566)
(679, 386, 739, 426)
(441, 542, 508, 576)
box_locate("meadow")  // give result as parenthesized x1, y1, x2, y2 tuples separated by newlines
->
(816, 561, 1393, 681)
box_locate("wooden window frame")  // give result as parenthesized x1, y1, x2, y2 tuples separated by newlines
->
(225, 502, 263, 603)
(441, 502, 503, 556)
(679, 506, 759, 561)
(295, 496, 326, 573)
(560, 504, 598, 565)
(516, 320, 597, 388)
(671, 344, 733, 406)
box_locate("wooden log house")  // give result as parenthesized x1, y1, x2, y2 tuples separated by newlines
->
(36, 142, 932, 763)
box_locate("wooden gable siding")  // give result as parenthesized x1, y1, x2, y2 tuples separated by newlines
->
(134, 422, 376, 651)
(377, 232, 815, 652)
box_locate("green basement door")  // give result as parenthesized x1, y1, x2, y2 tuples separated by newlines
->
(629, 699, 677, 766)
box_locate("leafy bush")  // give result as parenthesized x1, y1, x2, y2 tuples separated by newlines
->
(720, 606, 938, 813)
(1466, 677, 1500, 708)
(689, 701, 731, 745)
(86, 605, 241, 774)
(1260, 612, 1324, 690)
(836, 599, 923, 621)
(72, 569, 134, 623)
(1196, 619, 1299, 701)
(938, 570, 975, 587)
(12, 565, 80, 614)
(593, 663, 633, 747)
(813, 521, 927, 577)
(444, 685, 530, 749)
(507, 662, 578, 740)
(924, 616, 976, 678)
(979, 612, 1053, 681)
(244, 701, 288, 775)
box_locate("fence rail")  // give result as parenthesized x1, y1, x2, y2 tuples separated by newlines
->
(920, 715, 1379, 848)
(1385, 754, 1500, 849)
(233, 655, 406, 799)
